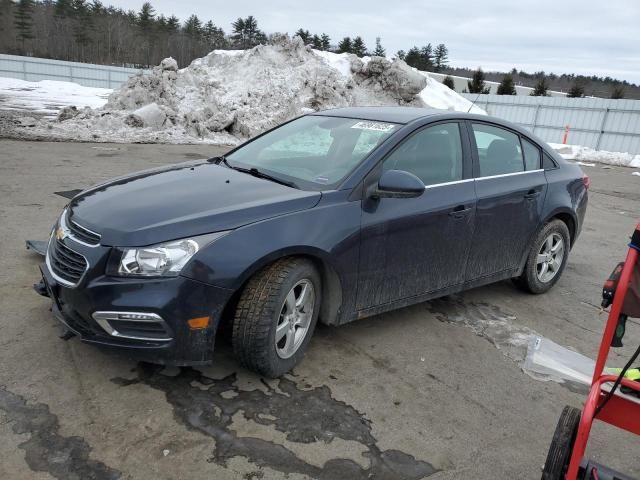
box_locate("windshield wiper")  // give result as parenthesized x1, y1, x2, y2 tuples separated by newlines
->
(210, 155, 297, 189)
(243, 167, 298, 189)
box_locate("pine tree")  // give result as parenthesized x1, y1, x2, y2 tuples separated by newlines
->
(231, 15, 265, 48)
(468, 68, 491, 94)
(442, 75, 455, 90)
(294, 28, 310, 43)
(566, 82, 584, 98)
(434, 43, 448, 72)
(352, 36, 366, 56)
(404, 46, 421, 68)
(166, 15, 180, 33)
(530, 76, 549, 96)
(496, 74, 516, 95)
(137, 2, 155, 32)
(204, 20, 225, 48)
(319, 33, 330, 51)
(310, 34, 321, 48)
(372, 37, 385, 57)
(14, 0, 35, 51)
(54, 0, 72, 17)
(337, 37, 352, 54)
(184, 14, 203, 37)
(396, 50, 406, 60)
(71, 0, 93, 57)
(419, 43, 433, 70)
(610, 84, 625, 99)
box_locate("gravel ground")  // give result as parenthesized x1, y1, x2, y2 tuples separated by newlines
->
(0, 139, 639, 480)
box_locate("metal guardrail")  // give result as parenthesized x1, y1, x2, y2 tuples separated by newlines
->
(461, 94, 640, 155)
(0, 54, 148, 89)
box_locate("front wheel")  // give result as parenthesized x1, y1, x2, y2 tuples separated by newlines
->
(514, 220, 571, 294)
(232, 258, 321, 378)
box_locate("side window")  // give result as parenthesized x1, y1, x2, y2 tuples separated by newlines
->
(521, 137, 541, 170)
(471, 123, 524, 177)
(543, 152, 558, 170)
(382, 123, 463, 186)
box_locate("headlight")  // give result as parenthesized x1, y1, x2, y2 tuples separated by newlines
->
(116, 232, 228, 277)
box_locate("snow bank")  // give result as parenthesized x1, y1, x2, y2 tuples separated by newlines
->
(0, 77, 111, 117)
(16, 36, 484, 144)
(550, 143, 640, 169)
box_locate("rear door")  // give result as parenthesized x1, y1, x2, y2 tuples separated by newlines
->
(465, 122, 547, 280)
(356, 121, 476, 310)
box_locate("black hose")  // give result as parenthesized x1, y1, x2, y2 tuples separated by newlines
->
(594, 341, 640, 418)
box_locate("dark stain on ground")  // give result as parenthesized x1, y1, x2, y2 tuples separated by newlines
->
(0, 386, 121, 480)
(182, 152, 207, 159)
(54, 188, 83, 199)
(113, 363, 437, 480)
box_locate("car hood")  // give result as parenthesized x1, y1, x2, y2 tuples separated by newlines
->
(69, 161, 322, 246)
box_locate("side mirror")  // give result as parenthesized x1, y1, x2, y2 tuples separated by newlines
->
(369, 170, 425, 199)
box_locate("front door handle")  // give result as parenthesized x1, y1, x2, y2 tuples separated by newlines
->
(449, 205, 472, 218)
(524, 190, 541, 200)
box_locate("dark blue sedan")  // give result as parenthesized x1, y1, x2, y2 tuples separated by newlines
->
(38, 107, 588, 377)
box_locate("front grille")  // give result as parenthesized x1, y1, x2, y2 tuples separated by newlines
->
(67, 217, 100, 245)
(49, 238, 88, 285)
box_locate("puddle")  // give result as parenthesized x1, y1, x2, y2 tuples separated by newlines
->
(112, 364, 437, 479)
(427, 295, 536, 364)
(0, 386, 121, 480)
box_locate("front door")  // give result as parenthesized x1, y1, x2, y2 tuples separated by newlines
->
(356, 122, 476, 310)
(465, 122, 547, 280)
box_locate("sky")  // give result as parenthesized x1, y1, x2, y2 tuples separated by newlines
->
(106, 0, 640, 84)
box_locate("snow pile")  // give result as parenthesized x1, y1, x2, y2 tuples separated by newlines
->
(17, 36, 484, 144)
(550, 143, 640, 169)
(0, 77, 110, 117)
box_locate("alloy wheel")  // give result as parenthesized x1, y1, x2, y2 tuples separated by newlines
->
(275, 279, 315, 359)
(536, 233, 565, 283)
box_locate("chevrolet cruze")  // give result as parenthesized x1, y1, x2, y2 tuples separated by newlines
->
(36, 107, 588, 377)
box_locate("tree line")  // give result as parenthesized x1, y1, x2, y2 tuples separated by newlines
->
(446, 66, 636, 99)
(1, 0, 636, 99)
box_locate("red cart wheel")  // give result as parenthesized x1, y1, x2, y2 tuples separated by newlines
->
(542, 406, 581, 480)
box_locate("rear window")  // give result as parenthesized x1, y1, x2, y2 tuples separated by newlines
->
(471, 123, 524, 177)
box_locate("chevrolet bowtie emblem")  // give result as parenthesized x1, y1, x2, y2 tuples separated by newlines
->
(55, 227, 67, 241)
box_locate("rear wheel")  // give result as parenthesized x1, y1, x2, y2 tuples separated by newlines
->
(232, 258, 321, 378)
(514, 219, 570, 294)
(541, 406, 581, 480)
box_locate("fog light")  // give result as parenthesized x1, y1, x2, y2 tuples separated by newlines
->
(187, 316, 210, 329)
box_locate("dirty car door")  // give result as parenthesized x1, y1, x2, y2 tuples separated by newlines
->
(465, 122, 547, 280)
(356, 122, 476, 310)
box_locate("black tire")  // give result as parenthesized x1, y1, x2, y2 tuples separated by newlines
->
(232, 258, 321, 378)
(514, 219, 571, 294)
(541, 406, 581, 480)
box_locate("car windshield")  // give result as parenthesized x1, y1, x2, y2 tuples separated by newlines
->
(225, 115, 401, 189)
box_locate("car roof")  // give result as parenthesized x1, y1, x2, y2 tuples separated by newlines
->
(310, 106, 446, 124)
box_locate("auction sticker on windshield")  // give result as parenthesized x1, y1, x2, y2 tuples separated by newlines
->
(350, 121, 396, 132)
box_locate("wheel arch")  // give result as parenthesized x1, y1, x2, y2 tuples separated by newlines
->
(222, 247, 345, 329)
(517, 207, 578, 276)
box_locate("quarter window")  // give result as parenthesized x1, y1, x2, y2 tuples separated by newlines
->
(471, 123, 524, 177)
(521, 137, 541, 170)
(382, 123, 463, 186)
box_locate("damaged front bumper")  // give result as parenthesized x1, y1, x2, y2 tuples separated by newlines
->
(37, 261, 234, 366)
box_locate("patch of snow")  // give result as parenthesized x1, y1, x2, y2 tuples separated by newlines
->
(0, 77, 111, 118)
(11, 35, 485, 144)
(633, 171, 640, 177)
(550, 142, 640, 168)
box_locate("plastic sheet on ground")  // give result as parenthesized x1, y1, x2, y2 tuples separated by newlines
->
(523, 335, 595, 385)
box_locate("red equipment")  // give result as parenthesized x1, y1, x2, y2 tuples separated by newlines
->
(542, 224, 640, 480)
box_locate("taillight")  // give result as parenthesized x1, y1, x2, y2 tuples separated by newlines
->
(582, 174, 590, 190)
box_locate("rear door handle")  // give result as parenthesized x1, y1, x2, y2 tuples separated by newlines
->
(449, 205, 472, 218)
(524, 190, 541, 200)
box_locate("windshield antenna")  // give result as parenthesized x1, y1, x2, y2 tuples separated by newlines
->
(467, 92, 483, 113)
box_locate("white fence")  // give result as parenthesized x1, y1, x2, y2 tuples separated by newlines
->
(0, 54, 147, 89)
(462, 94, 640, 155)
